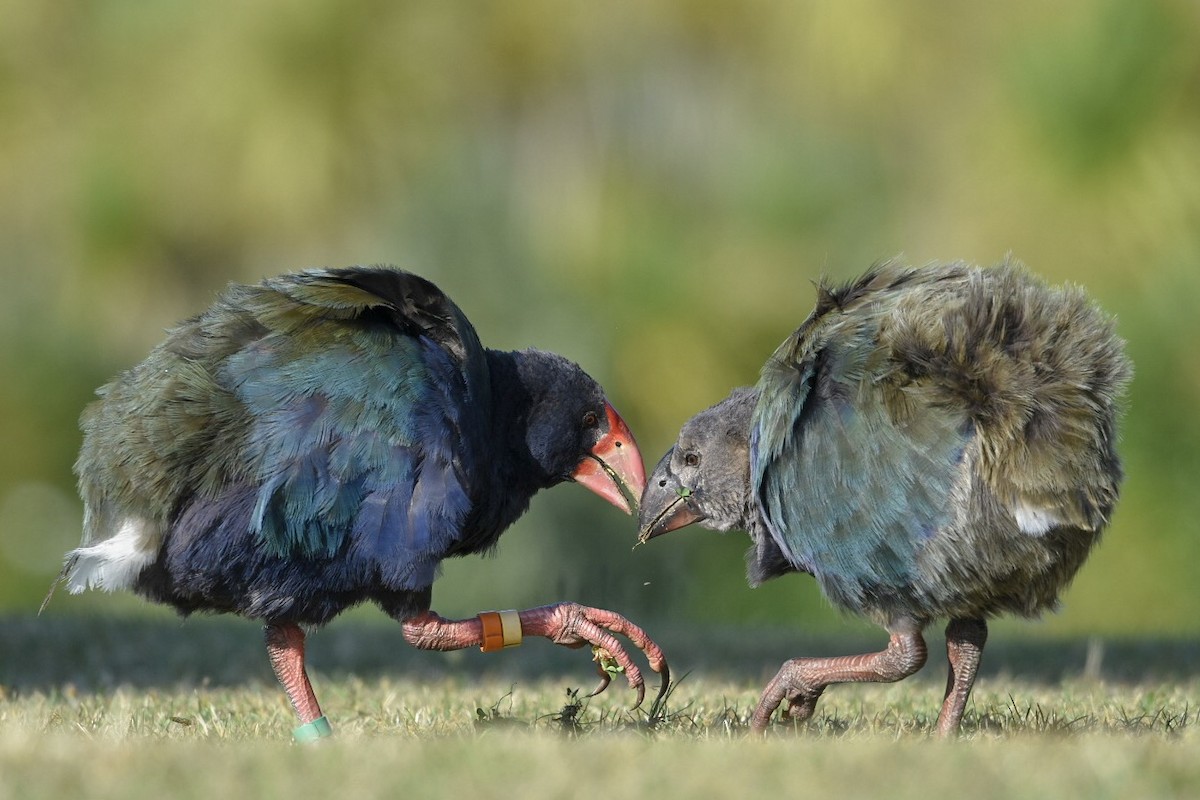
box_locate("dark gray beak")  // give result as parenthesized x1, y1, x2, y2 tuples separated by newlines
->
(637, 448, 707, 544)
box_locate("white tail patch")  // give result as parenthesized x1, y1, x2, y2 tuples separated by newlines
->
(66, 517, 161, 593)
(1013, 503, 1063, 536)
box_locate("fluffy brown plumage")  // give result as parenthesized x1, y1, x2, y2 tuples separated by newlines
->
(640, 258, 1132, 734)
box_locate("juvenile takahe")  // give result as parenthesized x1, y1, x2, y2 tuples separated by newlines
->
(638, 260, 1130, 735)
(47, 266, 667, 740)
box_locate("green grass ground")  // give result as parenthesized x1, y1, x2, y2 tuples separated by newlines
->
(3, 614, 1198, 799)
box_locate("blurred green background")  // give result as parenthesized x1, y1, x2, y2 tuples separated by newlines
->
(2, 0, 1197, 639)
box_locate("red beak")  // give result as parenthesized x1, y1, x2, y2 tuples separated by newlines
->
(570, 402, 647, 515)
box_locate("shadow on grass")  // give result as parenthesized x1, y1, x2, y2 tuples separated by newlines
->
(4, 612, 1198, 695)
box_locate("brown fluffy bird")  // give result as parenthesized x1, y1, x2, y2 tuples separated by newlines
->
(639, 260, 1131, 735)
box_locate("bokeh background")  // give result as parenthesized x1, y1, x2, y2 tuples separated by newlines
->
(2, 0, 1198, 640)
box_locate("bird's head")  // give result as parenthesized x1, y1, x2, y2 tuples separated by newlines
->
(638, 387, 757, 542)
(514, 350, 646, 515)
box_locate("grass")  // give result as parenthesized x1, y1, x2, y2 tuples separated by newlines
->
(3, 613, 1200, 799)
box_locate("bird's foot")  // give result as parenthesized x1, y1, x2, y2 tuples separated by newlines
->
(751, 658, 824, 732)
(750, 631, 928, 733)
(520, 602, 669, 709)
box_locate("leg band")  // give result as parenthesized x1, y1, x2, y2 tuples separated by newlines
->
(479, 610, 523, 652)
(293, 715, 333, 743)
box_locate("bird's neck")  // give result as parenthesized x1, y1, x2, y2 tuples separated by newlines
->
(443, 350, 550, 554)
(482, 349, 555, 492)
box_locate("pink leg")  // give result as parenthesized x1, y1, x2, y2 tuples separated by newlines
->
(400, 610, 483, 652)
(264, 622, 324, 724)
(401, 604, 669, 708)
(751, 630, 928, 732)
(936, 617, 987, 737)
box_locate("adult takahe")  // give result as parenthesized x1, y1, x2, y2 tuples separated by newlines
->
(47, 266, 667, 740)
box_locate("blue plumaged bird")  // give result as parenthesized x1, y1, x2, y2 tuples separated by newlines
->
(638, 260, 1131, 735)
(46, 266, 668, 740)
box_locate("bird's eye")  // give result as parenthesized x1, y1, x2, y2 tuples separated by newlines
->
(582, 411, 599, 429)
(684, 452, 700, 467)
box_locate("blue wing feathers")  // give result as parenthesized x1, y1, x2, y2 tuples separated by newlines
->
(752, 310, 973, 613)
(170, 269, 484, 598)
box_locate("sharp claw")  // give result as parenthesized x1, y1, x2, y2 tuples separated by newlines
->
(586, 653, 613, 698)
(653, 663, 671, 707)
(585, 672, 612, 699)
(535, 603, 672, 713)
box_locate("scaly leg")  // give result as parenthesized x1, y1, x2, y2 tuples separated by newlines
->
(936, 617, 987, 736)
(401, 602, 669, 708)
(264, 623, 325, 728)
(751, 628, 928, 732)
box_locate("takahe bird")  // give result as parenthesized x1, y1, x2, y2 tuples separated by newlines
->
(638, 260, 1130, 735)
(46, 265, 667, 740)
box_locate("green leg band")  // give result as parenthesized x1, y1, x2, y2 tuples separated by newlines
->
(293, 715, 333, 743)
